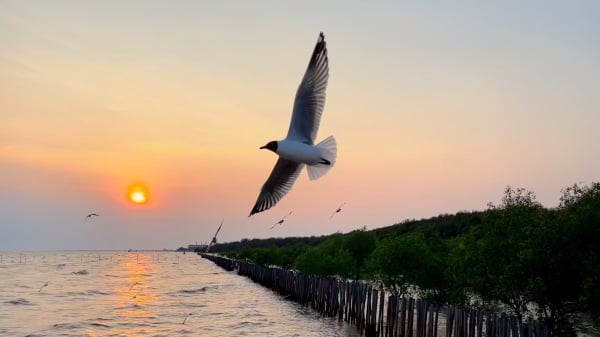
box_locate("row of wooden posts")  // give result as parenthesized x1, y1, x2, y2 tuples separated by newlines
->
(199, 253, 549, 337)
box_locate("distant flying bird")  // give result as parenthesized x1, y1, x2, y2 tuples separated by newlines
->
(39, 281, 49, 293)
(182, 313, 193, 324)
(330, 202, 347, 219)
(205, 219, 223, 253)
(270, 211, 293, 229)
(83, 213, 99, 224)
(250, 32, 336, 216)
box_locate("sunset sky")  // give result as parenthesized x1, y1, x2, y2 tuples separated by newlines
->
(2, 1, 599, 251)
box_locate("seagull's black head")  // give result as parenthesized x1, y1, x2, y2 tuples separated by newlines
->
(260, 141, 278, 153)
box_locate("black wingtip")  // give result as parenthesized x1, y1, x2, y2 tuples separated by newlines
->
(250, 203, 268, 217)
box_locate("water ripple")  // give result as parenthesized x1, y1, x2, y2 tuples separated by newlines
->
(0, 251, 362, 337)
(5, 298, 34, 305)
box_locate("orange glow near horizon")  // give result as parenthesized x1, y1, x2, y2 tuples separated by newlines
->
(128, 184, 149, 205)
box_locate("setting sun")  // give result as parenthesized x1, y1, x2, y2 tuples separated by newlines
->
(128, 184, 149, 205)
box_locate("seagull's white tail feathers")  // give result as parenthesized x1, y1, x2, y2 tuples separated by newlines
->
(307, 135, 337, 181)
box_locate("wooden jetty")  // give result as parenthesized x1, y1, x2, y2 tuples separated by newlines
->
(199, 253, 548, 337)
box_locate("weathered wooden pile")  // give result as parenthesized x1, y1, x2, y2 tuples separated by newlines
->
(199, 253, 548, 337)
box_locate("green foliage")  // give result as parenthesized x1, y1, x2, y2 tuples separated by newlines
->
(294, 234, 354, 278)
(342, 228, 377, 279)
(449, 184, 599, 335)
(213, 236, 326, 254)
(209, 182, 599, 334)
(366, 232, 445, 300)
(455, 187, 542, 321)
(229, 243, 309, 269)
(556, 183, 600, 327)
(371, 212, 482, 241)
(559, 183, 600, 322)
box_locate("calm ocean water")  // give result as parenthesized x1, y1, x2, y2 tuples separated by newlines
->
(0, 251, 362, 337)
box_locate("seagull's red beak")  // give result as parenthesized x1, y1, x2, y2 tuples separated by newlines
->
(259, 145, 267, 149)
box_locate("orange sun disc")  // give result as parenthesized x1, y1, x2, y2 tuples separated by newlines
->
(128, 184, 149, 204)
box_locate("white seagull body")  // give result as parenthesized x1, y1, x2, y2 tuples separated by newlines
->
(250, 32, 336, 216)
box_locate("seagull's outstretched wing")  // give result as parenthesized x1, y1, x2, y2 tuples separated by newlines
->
(205, 219, 224, 252)
(210, 220, 223, 243)
(286, 32, 329, 145)
(250, 159, 304, 216)
(214, 219, 223, 237)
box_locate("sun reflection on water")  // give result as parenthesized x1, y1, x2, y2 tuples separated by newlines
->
(1, 251, 363, 337)
(91, 253, 161, 336)
(118, 253, 159, 315)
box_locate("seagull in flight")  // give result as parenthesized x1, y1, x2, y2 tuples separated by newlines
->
(39, 281, 49, 293)
(182, 313, 193, 324)
(205, 219, 223, 253)
(84, 213, 99, 221)
(270, 211, 293, 229)
(250, 32, 336, 216)
(330, 202, 346, 219)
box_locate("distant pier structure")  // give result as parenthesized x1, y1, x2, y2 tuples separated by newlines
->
(187, 244, 208, 252)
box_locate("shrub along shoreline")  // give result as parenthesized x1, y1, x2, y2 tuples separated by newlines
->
(208, 183, 600, 337)
(200, 252, 549, 337)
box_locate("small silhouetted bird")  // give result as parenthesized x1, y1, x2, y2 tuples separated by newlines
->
(330, 202, 346, 219)
(270, 211, 293, 229)
(182, 313, 193, 324)
(39, 281, 49, 293)
(84, 213, 99, 221)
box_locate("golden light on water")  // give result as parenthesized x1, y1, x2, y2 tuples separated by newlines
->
(79, 253, 164, 336)
(109, 253, 160, 336)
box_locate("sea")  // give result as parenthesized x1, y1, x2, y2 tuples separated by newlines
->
(0, 251, 362, 337)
